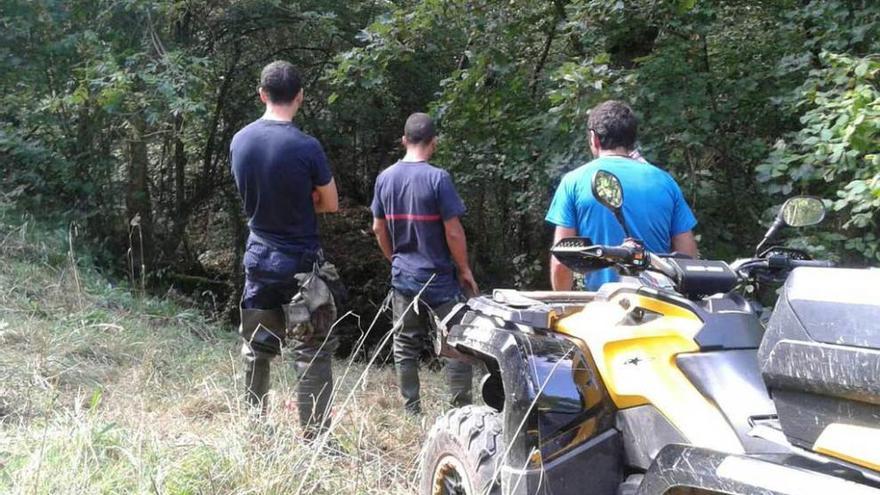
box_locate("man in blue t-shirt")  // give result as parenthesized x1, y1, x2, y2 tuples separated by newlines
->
(230, 61, 339, 434)
(371, 113, 477, 415)
(546, 100, 698, 291)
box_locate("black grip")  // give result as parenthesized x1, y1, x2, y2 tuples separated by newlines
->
(595, 246, 634, 260)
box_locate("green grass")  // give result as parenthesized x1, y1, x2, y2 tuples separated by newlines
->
(0, 206, 459, 494)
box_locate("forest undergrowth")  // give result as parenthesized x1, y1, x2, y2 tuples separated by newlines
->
(0, 202, 461, 494)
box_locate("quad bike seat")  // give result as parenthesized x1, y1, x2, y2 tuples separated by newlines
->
(759, 267, 880, 471)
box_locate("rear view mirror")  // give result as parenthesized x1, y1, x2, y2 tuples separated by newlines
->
(591, 169, 631, 238)
(755, 195, 826, 255)
(592, 170, 624, 211)
(780, 196, 825, 227)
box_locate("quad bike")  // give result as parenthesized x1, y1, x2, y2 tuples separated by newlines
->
(419, 169, 880, 495)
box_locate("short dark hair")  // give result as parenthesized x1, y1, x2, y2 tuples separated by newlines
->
(404, 113, 436, 145)
(260, 61, 302, 104)
(587, 100, 638, 151)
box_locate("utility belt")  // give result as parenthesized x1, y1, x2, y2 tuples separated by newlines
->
(240, 259, 344, 356)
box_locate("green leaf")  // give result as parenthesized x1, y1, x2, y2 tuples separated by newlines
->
(677, 0, 698, 14)
(850, 181, 868, 194)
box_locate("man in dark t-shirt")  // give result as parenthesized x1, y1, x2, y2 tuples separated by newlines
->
(371, 113, 477, 415)
(230, 61, 339, 434)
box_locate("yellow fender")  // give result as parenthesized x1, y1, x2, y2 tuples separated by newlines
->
(557, 293, 745, 454)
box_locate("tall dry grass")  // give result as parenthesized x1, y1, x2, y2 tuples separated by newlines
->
(0, 207, 464, 494)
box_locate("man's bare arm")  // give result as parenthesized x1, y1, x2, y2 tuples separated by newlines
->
(671, 231, 698, 258)
(371, 217, 393, 261)
(313, 178, 339, 213)
(443, 217, 479, 297)
(551, 226, 577, 291)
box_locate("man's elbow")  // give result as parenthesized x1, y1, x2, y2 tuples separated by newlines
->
(316, 198, 339, 213)
(549, 257, 563, 277)
(445, 230, 468, 251)
(672, 231, 699, 258)
(549, 260, 572, 291)
(443, 220, 465, 240)
(444, 227, 463, 242)
(314, 181, 339, 213)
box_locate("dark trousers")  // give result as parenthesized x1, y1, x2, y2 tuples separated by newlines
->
(240, 242, 336, 435)
(391, 290, 473, 414)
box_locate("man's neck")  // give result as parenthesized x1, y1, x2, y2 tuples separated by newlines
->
(401, 148, 432, 162)
(597, 147, 632, 158)
(262, 104, 297, 122)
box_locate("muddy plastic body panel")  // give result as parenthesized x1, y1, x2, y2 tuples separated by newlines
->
(759, 267, 880, 452)
(444, 293, 622, 495)
(676, 350, 781, 454)
(639, 444, 880, 494)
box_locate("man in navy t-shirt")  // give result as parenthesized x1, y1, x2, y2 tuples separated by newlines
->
(546, 100, 698, 290)
(371, 113, 477, 415)
(230, 60, 339, 433)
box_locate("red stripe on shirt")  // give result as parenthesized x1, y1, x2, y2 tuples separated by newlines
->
(385, 213, 442, 221)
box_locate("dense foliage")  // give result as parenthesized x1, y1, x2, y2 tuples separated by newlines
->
(2, 0, 878, 331)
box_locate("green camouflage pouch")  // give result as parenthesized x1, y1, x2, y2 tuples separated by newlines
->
(284, 262, 339, 343)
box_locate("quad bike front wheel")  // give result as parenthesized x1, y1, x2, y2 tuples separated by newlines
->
(419, 405, 504, 495)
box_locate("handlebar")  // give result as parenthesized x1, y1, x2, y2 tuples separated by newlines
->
(767, 255, 835, 270)
(553, 237, 836, 291)
(728, 254, 836, 288)
(647, 253, 679, 280)
(787, 259, 835, 268)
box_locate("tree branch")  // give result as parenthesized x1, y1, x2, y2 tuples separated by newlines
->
(530, 18, 559, 99)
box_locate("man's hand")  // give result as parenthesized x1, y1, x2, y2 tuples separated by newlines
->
(443, 217, 479, 297)
(458, 269, 479, 298)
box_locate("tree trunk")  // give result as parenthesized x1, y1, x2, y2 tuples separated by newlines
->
(174, 116, 186, 212)
(201, 44, 240, 190)
(126, 115, 154, 285)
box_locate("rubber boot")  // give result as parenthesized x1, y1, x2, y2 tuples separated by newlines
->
(243, 345, 272, 416)
(397, 362, 422, 415)
(446, 358, 473, 407)
(295, 357, 333, 438)
(239, 309, 285, 418)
